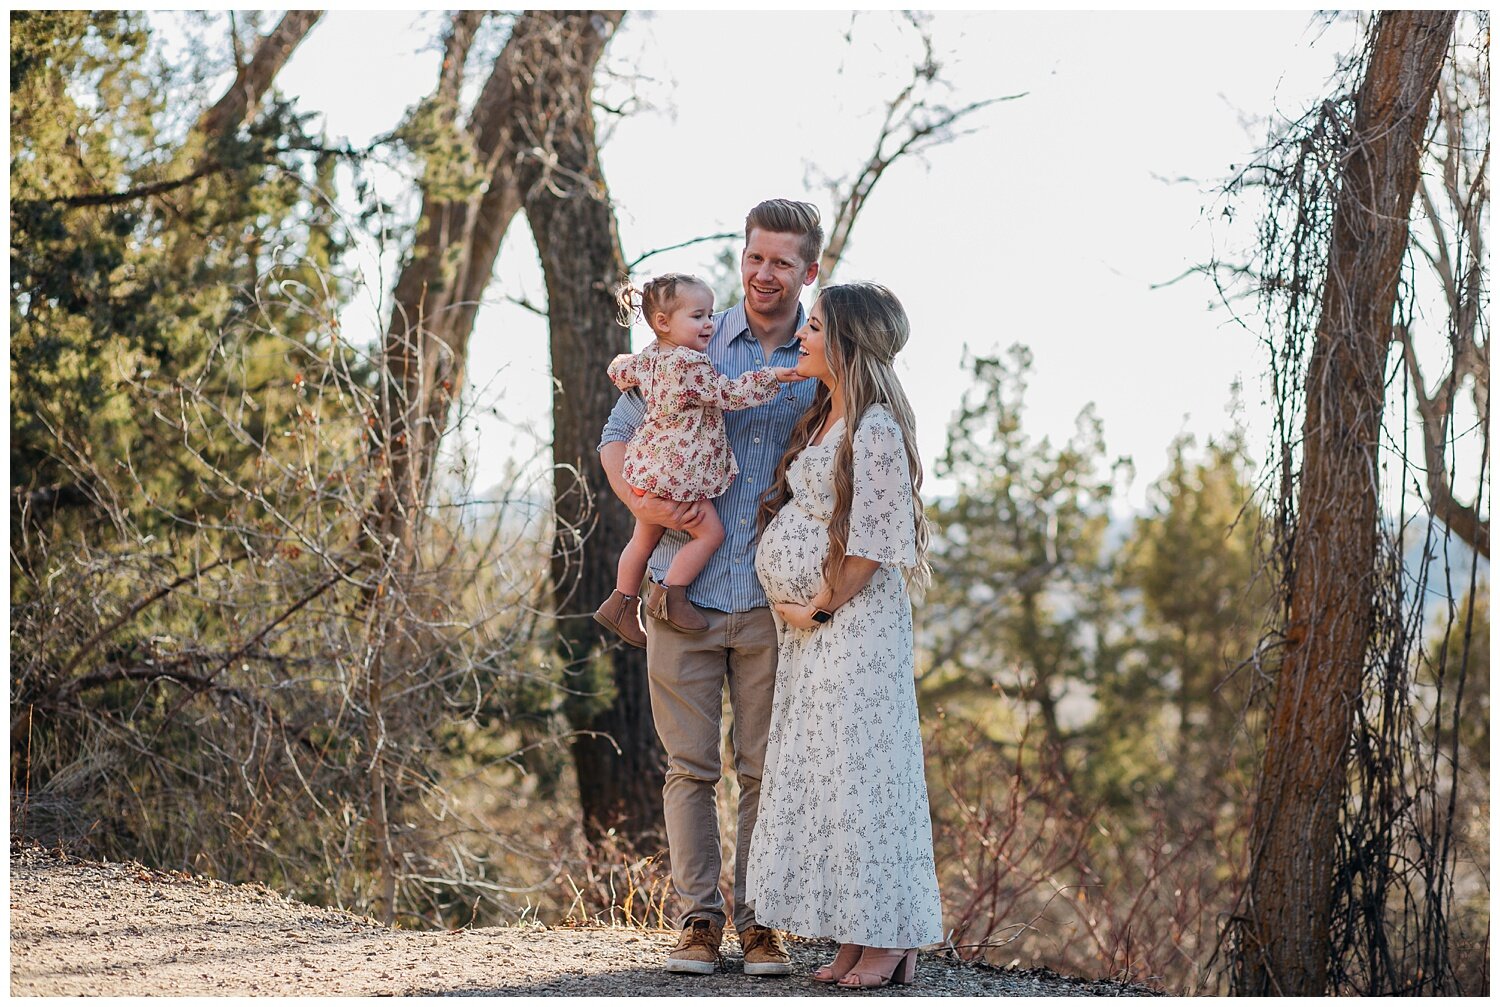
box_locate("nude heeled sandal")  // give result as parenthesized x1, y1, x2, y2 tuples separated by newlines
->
(836, 948, 917, 989)
(811, 943, 864, 983)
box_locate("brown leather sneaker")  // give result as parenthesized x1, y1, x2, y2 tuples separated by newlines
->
(665, 918, 722, 974)
(643, 580, 709, 633)
(593, 590, 646, 648)
(739, 925, 793, 976)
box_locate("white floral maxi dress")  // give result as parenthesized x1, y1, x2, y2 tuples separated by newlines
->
(746, 405, 944, 948)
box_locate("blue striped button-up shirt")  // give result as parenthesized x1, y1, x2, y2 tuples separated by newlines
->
(599, 301, 816, 613)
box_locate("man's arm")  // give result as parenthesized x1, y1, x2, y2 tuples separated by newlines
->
(599, 442, 705, 531)
(599, 387, 647, 451)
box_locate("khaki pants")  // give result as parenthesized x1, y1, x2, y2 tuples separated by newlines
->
(646, 605, 778, 933)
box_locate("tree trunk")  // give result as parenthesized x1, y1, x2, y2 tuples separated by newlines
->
(1238, 11, 1455, 995)
(374, 10, 515, 566)
(197, 11, 323, 138)
(512, 10, 665, 843)
(361, 10, 518, 925)
(367, 10, 656, 847)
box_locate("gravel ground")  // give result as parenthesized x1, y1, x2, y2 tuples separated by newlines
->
(9, 845, 1158, 997)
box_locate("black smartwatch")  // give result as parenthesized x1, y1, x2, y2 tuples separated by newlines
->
(811, 608, 833, 624)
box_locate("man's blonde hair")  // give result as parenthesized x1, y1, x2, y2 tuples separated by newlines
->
(744, 199, 824, 265)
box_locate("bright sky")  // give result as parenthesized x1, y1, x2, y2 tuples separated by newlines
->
(275, 10, 1376, 510)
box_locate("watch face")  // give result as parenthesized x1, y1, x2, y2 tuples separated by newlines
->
(812, 609, 832, 623)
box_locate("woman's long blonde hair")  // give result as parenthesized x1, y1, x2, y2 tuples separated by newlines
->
(758, 282, 931, 594)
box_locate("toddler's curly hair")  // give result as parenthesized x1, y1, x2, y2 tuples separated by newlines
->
(615, 273, 712, 333)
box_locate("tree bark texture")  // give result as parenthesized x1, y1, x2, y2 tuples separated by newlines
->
(512, 10, 665, 843)
(1238, 11, 1455, 995)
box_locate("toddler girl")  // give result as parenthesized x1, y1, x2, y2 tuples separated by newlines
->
(595, 273, 799, 646)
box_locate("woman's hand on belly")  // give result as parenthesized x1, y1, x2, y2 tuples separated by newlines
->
(772, 602, 821, 630)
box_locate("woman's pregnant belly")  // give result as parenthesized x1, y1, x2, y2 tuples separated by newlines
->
(755, 505, 830, 607)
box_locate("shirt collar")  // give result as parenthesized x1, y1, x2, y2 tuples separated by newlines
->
(725, 300, 806, 351)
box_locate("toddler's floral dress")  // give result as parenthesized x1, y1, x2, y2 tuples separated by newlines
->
(608, 341, 781, 501)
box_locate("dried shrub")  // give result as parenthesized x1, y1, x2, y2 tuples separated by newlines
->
(11, 254, 568, 926)
(554, 829, 674, 930)
(928, 716, 1250, 993)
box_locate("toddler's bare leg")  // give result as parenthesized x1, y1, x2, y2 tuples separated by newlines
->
(618, 519, 667, 595)
(662, 504, 725, 587)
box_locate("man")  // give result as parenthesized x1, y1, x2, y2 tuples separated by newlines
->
(597, 199, 822, 975)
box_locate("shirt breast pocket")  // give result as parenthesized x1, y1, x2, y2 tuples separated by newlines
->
(768, 388, 805, 440)
(788, 382, 815, 416)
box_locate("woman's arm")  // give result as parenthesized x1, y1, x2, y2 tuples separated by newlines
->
(773, 556, 880, 630)
(774, 410, 916, 630)
(812, 559, 881, 611)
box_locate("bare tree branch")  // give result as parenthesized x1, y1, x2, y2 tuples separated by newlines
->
(1395, 324, 1489, 556)
(1392, 37, 1489, 556)
(25, 161, 228, 208)
(627, 230, 736, 270)
(819, 18, 1024, 282)
(53, 551, 248, 691)
(505, 294, 548, 317)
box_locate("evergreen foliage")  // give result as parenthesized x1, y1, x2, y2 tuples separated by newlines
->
(921, 348, 1272, 811)
(10, 10, 347, 561)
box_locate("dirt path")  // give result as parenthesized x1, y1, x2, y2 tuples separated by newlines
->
(9, 845, 1155, 996)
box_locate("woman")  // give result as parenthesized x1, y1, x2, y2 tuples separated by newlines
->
(745, 282, 943, 989)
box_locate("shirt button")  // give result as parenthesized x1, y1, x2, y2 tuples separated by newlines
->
(740, 518, 747, 525)
(753, 437, 761, 444)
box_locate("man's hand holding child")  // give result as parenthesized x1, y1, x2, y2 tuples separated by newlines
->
(632, 494, 707, 531)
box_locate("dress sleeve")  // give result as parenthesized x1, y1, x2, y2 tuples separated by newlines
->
(846, 408, 918, 568)
(607, 353, 639, 392)
(675, 354, 781, 411)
